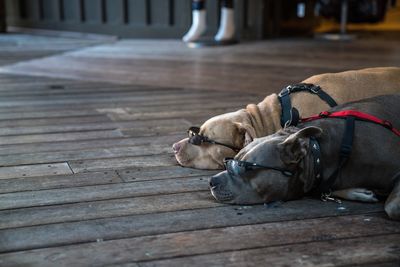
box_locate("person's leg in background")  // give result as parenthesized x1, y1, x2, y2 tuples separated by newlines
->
(182, 0, 207, 42)
(215, 0, 235, 41)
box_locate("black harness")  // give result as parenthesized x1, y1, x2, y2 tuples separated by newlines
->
(308, 117, 354, 203)
(278, 83, 338, 127)
(304, 110, 400, 203)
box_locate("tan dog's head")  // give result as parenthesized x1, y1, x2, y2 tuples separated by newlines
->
(209, 126, 323, 204)
(172, 109, 257, 169)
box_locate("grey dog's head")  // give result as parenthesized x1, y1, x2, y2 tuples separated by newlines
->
(209, 126, 323, 204)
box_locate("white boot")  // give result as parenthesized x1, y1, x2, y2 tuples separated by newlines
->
(214, 7, 235, 41)
(182, 10, 207, 42)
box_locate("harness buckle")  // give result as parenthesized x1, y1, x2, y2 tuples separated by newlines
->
(278, 85, 292, 97)
(382, 120, 393, 130)
(319, 111, 330, 118)
(321, 192, 342, 204)
(310, 85, 321, 94)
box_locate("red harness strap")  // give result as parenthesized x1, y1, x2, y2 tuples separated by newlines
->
(301, 110, 400, 137)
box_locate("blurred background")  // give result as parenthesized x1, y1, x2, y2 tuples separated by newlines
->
(1, 0, 399, 39)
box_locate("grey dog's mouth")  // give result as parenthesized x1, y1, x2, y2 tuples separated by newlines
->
(210, 186, 234, 202)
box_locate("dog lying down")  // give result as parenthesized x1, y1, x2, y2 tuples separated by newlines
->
(173, 67, 400, 169)
(209, 94, 400, 220)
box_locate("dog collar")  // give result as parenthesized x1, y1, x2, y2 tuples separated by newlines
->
(278, 83, 338, 128)
(309, 137, 323, 185)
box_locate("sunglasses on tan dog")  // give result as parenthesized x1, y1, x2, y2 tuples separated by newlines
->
(187, 126, 241, 152)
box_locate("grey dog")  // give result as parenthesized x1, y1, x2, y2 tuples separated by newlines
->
(210, 94, 400, 220)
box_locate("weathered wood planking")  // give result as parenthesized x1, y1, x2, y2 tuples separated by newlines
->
(0, 215, 397, 266)
(0, 34, 107, 66)
(0, 191, 220, 229)
(0, 200, 384, 252)
(0, 118, 191, 136)
(116, 166, 216, 182)
(0, 166, 212, 194)
(0, 134, 184, 156)
(0, 95, 259, 115)
(0, 176, 207, 210)
(0, 115, 111, 128)
(0, 145, 172, 166)
(0, 163, 73, 180)
(68, 154, 176, 173)
(140, 234, 400, 267)
(0, 90, 257, 108)
(0, 170, 122, 194)
(0, 129, 124, 145)
(0, 107, 244, 136)
(1, 39, 399, 93)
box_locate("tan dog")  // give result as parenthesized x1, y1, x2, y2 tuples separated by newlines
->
(173, 67, 400, 169)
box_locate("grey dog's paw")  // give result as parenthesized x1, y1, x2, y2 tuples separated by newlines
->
(332, 188, 379, 203)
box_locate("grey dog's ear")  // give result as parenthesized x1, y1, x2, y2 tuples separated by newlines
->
(278, 127, 323, 164)
(235, 122, 257, 147)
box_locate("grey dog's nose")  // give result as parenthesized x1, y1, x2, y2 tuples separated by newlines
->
(209, 175, 221, 188)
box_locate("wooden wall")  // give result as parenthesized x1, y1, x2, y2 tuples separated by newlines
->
(5, 0, 267, 39)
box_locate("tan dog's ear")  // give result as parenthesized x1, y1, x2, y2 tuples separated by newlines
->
(278, 127, 323, 164)
(234, 122, 257, 147)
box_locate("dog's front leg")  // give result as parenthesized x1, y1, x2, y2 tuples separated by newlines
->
(331, 188, 379, 202)
(384, 173, 400, 220)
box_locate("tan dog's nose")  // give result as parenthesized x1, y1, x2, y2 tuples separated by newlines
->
(172, 142, 181, 154)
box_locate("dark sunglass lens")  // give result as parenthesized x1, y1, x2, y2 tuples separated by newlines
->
(188, 127, 200, 134)
(282, 170, 293, 176)
(188, 136, 200, 145)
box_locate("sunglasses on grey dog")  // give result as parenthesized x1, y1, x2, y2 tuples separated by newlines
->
(187, 126, 241, 152)
(223, 158, 294, 177)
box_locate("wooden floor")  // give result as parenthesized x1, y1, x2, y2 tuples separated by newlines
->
(0, 34, 399, 267)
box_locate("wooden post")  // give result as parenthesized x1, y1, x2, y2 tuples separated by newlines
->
(0, 0, 6, 32)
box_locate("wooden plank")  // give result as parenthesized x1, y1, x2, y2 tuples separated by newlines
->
(0, 96, 258, 114)
(117, 166, 215, 182)
(2, 215, 398, 266)
(0, 109, 100, 120)
(0, 118, 192, 136)
(0, 176, 207, 210)
(0, 99, 246, 121)
(0, 201, 386, 253)
(0, 144, 173, 166)
(0, 170, 122, 194)
(97, 106, 240, 122)
(68, 153, 175, 173)
(0, 91, 253, 108)
(0, 163, 72, 180)
(2, 40, 399, 94)
(0, 115, 110, 128)
(0, 89, 246, 104)
(0, 129, 123, 145)
(140, 234, 400, 267)
(0, 191, 220, 229)
(0, 134, 184, 156)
